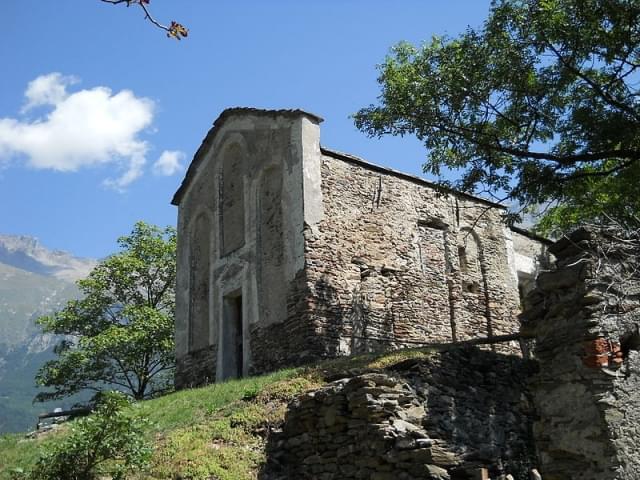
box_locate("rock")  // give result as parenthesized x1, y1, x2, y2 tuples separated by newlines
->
(429, 445, 460, 467)
(426, 464, 451, 479)
(392, 418, 422, 434)
(395, 437, 416, 450)
(265, 354, 535, 479)
(397, 405, 426, 423)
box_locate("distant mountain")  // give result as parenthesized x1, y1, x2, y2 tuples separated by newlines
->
(0, 235, 95, 283)
(0, 235, 96, 433)
(0, 262, 79, 350)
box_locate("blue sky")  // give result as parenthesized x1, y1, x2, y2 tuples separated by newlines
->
(0, 1, 492, 259)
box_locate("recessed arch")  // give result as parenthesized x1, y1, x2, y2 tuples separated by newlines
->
(219, 141, 247, 255)
(458, 227, 493, 339)
(459, 228, 482, 293)
(257, 164, 286, 326)
(188, 210, 213, 351)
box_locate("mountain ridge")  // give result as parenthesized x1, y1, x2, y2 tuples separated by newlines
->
(0, 234, 96, 433)
(0, 234, 96, 282)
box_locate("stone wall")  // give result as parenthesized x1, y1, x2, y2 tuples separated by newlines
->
(248, 270, 326, 375)
(301, 150, 523, 356)
(508, 228, 553, 299)
(260, 227, 640, 480)
(174, 344, 217, 389)
(263, 347, 536, 480)
(172, 109, 548, 388)
(522, 228, 640, 479)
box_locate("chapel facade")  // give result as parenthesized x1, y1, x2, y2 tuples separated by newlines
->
(171, 108, 548, 388)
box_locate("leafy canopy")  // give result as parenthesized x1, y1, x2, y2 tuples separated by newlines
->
(354, 0, 640, 232)
(36, 221, 176, 402)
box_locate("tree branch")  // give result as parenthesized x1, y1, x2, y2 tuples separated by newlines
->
(99, 0, 188, 39)
(417, 111, 640, 166)
(545, 40, 640, 123)
(559, 158, 638, 183)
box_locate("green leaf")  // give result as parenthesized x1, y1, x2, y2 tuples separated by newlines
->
(354, 0, 640, 231)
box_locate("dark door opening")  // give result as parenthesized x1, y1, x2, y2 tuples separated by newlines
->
(222, 293, 243, 380)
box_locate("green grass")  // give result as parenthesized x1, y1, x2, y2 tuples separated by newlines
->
(0, 432, 58, 478)
(140, 368, 317, 480)
(0, 347, 435, 480)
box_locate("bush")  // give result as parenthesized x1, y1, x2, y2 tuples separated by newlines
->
(29, 392, 151, 480)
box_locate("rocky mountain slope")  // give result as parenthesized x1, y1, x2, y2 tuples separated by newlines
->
(0, 235, 96, 433)
(0, 235, 95, 283)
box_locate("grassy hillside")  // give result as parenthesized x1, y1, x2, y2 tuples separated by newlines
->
(0, 349, 429, 480)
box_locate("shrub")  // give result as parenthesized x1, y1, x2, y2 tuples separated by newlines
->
(29, 391, 151, 480)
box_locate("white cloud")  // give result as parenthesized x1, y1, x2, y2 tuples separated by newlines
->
(21, 73, 78, 112)
(0, 73, 155, 189)
(153, 150, 185, 176)
(103, 155, 146, 191)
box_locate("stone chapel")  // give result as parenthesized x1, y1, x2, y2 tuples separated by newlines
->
(171, 108, 548, 388)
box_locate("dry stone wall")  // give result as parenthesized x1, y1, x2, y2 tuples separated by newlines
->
(522, 228, 640, 480)
(263, 347, 536, 480)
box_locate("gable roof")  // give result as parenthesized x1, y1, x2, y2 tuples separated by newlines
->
(171, 108, 505, 211)
(171, 108, 323, 205)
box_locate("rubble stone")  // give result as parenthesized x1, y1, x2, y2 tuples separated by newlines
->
(262, 348, 535, 480)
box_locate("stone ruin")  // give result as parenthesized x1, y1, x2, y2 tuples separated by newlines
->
(263, 349, 536, 480)
(259, 228, 640, 480)
(171, 108, 548, 386)
(522, 228, 640, 479)
(171, 108, 640, 479)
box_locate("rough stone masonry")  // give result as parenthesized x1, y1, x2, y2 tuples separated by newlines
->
(522, 228, 640, 480)
(171, 108, 549, 387)
(262, 348, 536, 480)
(260, 228, 640, 480)
(170, 109, 640, 479)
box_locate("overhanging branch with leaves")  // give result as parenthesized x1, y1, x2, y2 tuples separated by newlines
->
(99, 0, 188, 39)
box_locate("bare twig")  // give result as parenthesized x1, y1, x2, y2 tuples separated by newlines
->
(99, 0, 188, 39)
(568, 221, 640, 314)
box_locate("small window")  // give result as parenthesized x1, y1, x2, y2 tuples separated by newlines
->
(418, 217, 448, 230)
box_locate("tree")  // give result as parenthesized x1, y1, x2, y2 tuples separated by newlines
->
(353, 0, 640, 233)
(36, 222, 176, 402)
(100, 0, 188, 39)
(535, 158, 640, 232)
